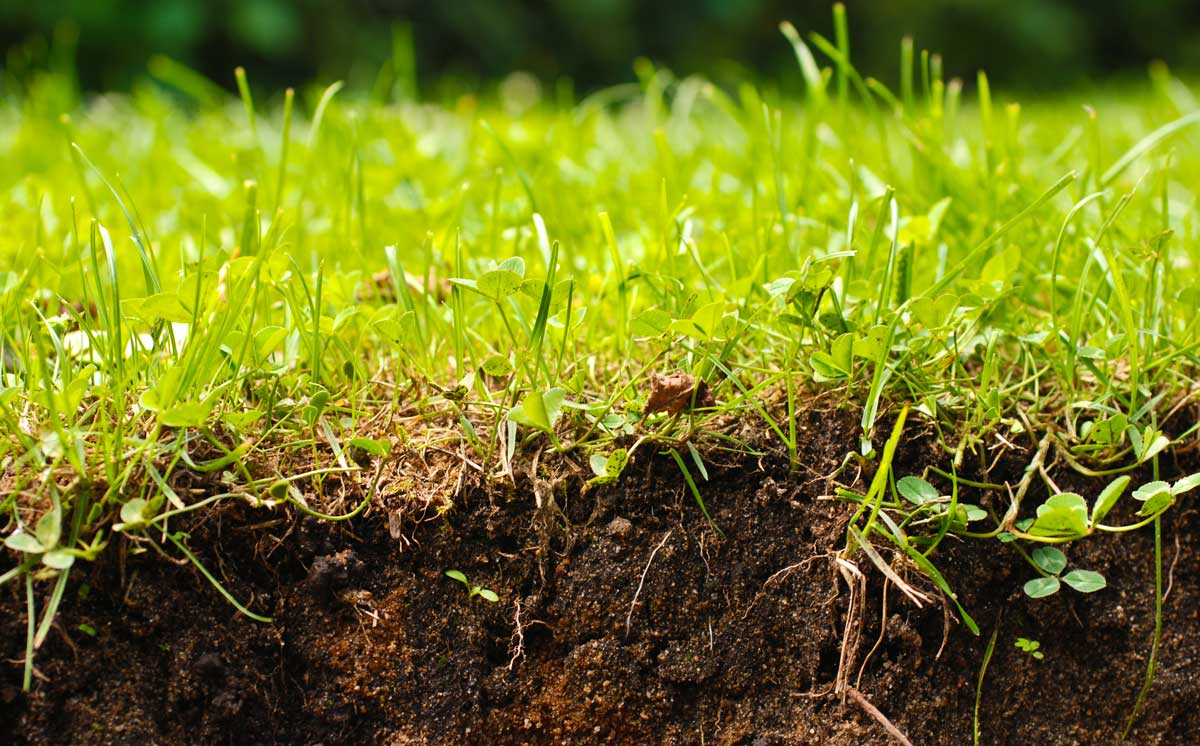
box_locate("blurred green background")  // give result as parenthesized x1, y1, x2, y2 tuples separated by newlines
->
(3, 0, 1200, 94)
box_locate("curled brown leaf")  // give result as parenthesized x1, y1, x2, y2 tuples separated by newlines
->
(644, 371, 715, 416)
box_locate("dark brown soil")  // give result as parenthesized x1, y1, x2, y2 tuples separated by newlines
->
(4, 408, 1200, 745)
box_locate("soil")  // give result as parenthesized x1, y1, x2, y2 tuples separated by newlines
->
(4, 406, 1200, 745)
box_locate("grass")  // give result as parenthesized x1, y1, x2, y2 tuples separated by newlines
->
(3, 7, 1200, 735)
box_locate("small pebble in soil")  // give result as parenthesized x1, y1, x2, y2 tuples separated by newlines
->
(606, 516, 633, 539)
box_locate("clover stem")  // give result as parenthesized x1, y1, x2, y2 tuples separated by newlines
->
(1123, 514, 1163, 739)
(494, 301, 534, 382)
(1094, 513, 1162, 534)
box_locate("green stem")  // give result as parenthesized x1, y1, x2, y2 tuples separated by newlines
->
(23, 573, 35, 691)
(974, 619, 1001, 745)
(166, 532, 272, 623)
(1123, 515, 1163, 739)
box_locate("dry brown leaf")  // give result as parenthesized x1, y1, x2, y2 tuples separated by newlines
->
(644, 371, 715, 416)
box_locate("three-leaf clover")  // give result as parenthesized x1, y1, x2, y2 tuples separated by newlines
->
(450, 257, 526, 302)
(1091, 472, 1200, 527)
(1023, 546, 1106, 598)
(4, 496, 77, 570)
(1028, 493, 1089, 538)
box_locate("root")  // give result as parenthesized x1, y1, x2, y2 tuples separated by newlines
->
(1165, 510, 1190, 602)
(834, 556, 866, 703)
(936, 597, 951, 660)
(508, 596, 548, 671)
(625, 529, 673, 640)
(509, 598, 526, 671)
(855, 580, 889, 690)
(740, 554, 824, 622)
(846, 686, 914, 746)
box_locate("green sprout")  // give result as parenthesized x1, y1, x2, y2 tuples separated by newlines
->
(444, 570, 500, 603)
(1015, 637, 1044, 660)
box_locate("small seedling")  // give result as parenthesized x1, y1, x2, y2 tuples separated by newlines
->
(1015, 637, 1044, 660)
(444, 569, 499, 602)
(1023, 546, 1105, 598)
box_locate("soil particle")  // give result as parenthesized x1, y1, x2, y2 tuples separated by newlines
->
(305, 549, 364, 605)
(605, 516, 633, 539)
(657, 637, 718, 684)
(194, 652, 227, 682)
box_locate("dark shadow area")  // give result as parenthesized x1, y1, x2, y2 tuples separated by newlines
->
(2, 1, 1200, 94)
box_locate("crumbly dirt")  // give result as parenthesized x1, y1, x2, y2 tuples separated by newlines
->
(4, 406, 1200, 745)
